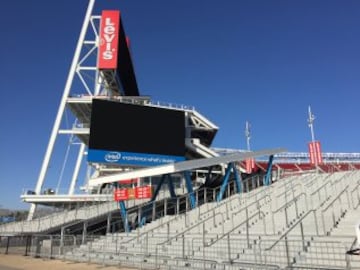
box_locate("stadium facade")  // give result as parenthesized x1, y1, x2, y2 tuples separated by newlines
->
(1, 1, 360, 269)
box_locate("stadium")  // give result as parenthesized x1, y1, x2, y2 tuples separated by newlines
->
(1, 1, 360, 269)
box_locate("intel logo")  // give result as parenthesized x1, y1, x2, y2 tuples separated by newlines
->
(105, 152, 121, 162)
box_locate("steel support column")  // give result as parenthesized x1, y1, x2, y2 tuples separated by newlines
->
(82, 221, 88, 244)
(119, 201, 130, 233)
(166, 175, 177, 198)
(203, 166, 214, 186)
(232, 163, 242, 193)
(150, 174, 166, 201)
(68, 143, 85, 195)
(217, 163, 233, 202)
(106, 212, 112, 234)
(264, 155, 274, 186)
(139, 175, 167, 227)
(184, 171, 196, 209)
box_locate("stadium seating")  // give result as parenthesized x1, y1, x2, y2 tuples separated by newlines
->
(60, 169, 360, 269)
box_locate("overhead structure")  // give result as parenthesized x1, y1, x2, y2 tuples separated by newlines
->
(88, 148, 285, 187)
(26, 0, 219, 220)
(25, 0, 360, 223)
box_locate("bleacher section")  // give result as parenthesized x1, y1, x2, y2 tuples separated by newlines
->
(46, 169, 360, 270)
(0, 188, 186, 235)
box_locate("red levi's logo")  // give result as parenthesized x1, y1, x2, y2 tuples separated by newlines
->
(98, 10, 120, 69)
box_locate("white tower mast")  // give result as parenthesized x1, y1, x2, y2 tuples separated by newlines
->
(245, 121, 251, 151)
(308, 106, 316, 142)
(28, 0, 98, 220)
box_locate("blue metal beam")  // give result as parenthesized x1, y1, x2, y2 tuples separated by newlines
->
(264, 155, 274, 186)
(232, 163, 242, 193)
(139, 202, 152, 227)
(150, 174, 166, 202)
(184, 171, 196, 209)
(140, 174, 166, 227)
(119, 201, 130, 232)
(217, 163, 233, 202)
(166, 174, 177, 198)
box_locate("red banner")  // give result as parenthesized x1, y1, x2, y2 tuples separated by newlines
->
(98, 10, 120, 69)
(245, 158, 255, 174)
(308, 141, 323, 165)
(114, 186, 152, 201)
(113, 188, 128, 201)
(120, 178, 138, 185)
(135, 186, 153, 199)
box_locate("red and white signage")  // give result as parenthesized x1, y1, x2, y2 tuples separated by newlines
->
(245, 158, 255, 174)
(308, 141, 323, 165)
(98, 10, 120, 69)
(135, 186, 152, 199)
(113, 188, 128, 201)
(114, 186, 152, 201)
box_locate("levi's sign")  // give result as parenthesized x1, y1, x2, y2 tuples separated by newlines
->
(98, 10, 120, 69)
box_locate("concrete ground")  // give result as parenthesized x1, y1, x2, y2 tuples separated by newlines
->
(0, 254, 135, 270)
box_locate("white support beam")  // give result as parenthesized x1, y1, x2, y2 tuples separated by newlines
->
(22, 194, 112, 203)
(28, 0, 96, 221)
(58, 128, 89, 135)
(69, 143, 86, 195)
(88, 148, 286, 187)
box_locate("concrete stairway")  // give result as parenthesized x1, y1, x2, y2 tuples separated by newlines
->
(62, 170, 360, 270)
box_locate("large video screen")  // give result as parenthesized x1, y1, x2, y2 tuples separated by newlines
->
(88, 99, 185, 166)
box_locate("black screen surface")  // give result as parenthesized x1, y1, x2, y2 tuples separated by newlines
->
(89, 99, 185, 157)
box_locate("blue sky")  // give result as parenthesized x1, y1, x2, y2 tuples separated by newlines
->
(0, 0, 359, 209)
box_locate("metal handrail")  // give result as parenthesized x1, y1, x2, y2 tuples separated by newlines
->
(265, 209, 318, 252)
(158, 211, 225, 246)
(120, 187, 270, 246)
(0, 200, 118, 234)
(207, 210, 266, 248)
(350, 181, 360, 209)
(123, 177, 259, 242)
(321, 185, 350, 235)
(272, 192, 307, 214)
(120, 186, 220, 244)
(309, 175, 332, 197)
(321, 185, 349, 214)
(276, 182, 303, 199)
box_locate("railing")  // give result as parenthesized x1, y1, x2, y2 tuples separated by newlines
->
(154, 210, 267, 264)
(0, 200, 119, 235)
(0, 234, 82, 258)
(2, 234, 353, 270)
(0, 187, 183, 235)
(113, 187, 271, 257)
(149, 100, 195, 111)
(153, 212, 225, 260)
(350, 179, 360, 209)
(210, 210, 266, 250)
(264, 210, 319, 267)
(119, 175, 264, 245)
(3, 171, 360, 270)
(261, 238, 350, 269)
(321, 185, 350, 235)
(309, 175, 332, 209)
(271, 192, 308, 232)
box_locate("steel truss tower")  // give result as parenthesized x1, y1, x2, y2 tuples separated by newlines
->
(28, 0, 107, 220)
